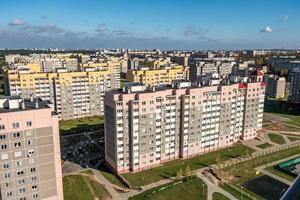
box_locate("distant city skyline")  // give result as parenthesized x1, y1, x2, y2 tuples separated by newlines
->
(0, 0, 299, 49)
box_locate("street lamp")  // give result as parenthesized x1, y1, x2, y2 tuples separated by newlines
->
(280, 188, 286, 198)
(241, 186, 244, 200)
(202, 183, 205, 199)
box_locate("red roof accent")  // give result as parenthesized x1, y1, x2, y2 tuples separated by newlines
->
(251, 69, 264, 76)
(261, 82, 267, 86)
(239, 83, 247, 89)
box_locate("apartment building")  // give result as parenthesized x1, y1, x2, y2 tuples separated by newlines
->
(189, 59, 234, 81)
(126, 65, 189, 86)
(264, 75, 286, 99)
(0, 97, 63, 200)
(4, 66, 120, 120)
(289, 68, 300, 103)
(41, 58, 78, 72)
(104, 72, 265, 173)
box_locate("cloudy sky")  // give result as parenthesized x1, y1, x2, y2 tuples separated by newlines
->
(0, 0, 299, 50)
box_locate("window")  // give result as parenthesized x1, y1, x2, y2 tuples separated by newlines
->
(26, 121, 32, 127)
(29, 158, 35, 165)
(4, 172, 10, 178)
(31, 176, 37, 182)
(3, 163, 10, 169)
(30, 168, 36, 173)
(17, 170, 24, 176)
(18, 179, 25, 185)
(25, 130, 33, 137)
(31, 185, 37, 190)
(0, 125, 5, 130)
(16, 161, 23, 167)
(0, 134, 6, 140)
(27, 140, 33, 146)
(15, 151, 22, 158)
(18, 188, 25, 194)
(14, 142, 21, 148)
(6, 191, 12, 197)
(12, 122, 20, 129)
(1, 144, 7, 150)
(13, 132, 21, 138)
(1, 153, 8, 160)
(27, 149, 34, 157)
(32, 194, 38, 199)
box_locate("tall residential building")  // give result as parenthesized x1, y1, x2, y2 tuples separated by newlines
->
(289, 68, 300, 103)
(104, 73, 265, 173)
(4, 66, 120, 120)
(189, 59, 234, 81)
(0, 97, 63, 200)
(126, 66, 189, 86)
(264, 75, 286, 99)
(170, 56, 189, 67)
(41, 58, 78, 72)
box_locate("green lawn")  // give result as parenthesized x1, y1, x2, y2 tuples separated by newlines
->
(129, 177, 207, 200)
(59, 116, 104, 135)
(282, 115, 300, 127)
(98, 164, 127, 188)
(256, 143, 273, 149)
(219, 184, 256, 200)
(288, 136, 300, 142)
(266, 166, 296, 182)
(63, 174, 111, 200)
(223, 145, 300, 185)
(268, 133, 286, 145)
(123, 144, 253, 187)
(212, 192, 231, 200)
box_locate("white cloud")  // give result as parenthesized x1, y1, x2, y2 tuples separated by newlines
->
(278, 16, 288, 21)
(9, 19, 26, 26)
(260, 26, 273, 33)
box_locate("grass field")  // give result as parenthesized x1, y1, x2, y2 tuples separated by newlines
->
(268, 133, 286, 145)
(129, 177, 207, 200)
(123, 144, 253, 187)
(219, 184, 255, 200)
(212, 192, 230, 200)
(98, 164, 127, 188)
(256, 143, 273, 149)
(288, 136, 300, 142)
(63, 174, 111, 200)
(59, 116, 104, 135)
(266, 166, 296, 182)
(282, 115, 300, 127)
(223, 145, 300, 185)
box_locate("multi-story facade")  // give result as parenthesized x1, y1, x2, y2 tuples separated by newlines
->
(41, 58, 78, 72)
(264, 75, 286, 99)
(126, 65, 189, 86)
(289, 68, 300, 103)
(189, 59, 234, 81)
(4, 66, 120, 120)
(104, 72, 265, 173)
(0, 97, 63, 200)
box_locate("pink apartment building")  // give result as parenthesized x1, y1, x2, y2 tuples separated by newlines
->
(0, 97, 63, 200)
(104, 71, 265, 173)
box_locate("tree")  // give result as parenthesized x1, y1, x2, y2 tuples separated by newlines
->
(176, 169, 183, 179)
(280, 68, 288, 78)
(184, 165, 192, 177)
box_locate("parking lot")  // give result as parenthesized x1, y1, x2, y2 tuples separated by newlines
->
(60, 131, 104, 170)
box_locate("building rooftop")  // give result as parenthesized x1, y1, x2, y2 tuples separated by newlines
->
(0, 96, 54, 113)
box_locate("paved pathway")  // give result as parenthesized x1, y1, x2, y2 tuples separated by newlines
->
(92, 169, 124, 200)
(197, 172, 238, 200)
(124, 178, 173, 199)
(86, 122, 300, 200)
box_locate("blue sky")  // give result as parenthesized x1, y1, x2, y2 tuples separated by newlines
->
(0, 0, 299, 49)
